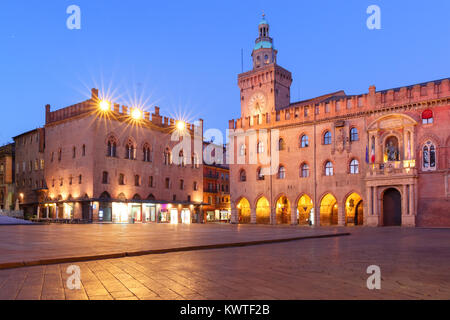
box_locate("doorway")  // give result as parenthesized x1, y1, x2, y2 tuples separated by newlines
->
(383, 188, 402, 226)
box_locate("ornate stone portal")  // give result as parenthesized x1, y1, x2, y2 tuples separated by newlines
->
(365, 114, 418, 227)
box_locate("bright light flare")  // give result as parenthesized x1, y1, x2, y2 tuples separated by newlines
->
(99, 100, 110, 111)
(131, 108, 142, 120)
(176, 120, 186, 131)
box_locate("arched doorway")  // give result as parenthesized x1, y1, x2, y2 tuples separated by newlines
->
(256, 197, 270, 224)
(345, 193, 363, 226)
(276, 196, 290, 224)
(99, 192, 112, 222)
(383, 188, 402, 226)
(297, 194, 313, 225)
(320, 194, 338, 226)
(237, 198, 251, 224)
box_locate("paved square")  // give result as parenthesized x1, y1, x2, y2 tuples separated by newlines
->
(0, 226, 449, 299)
(0, 223, 345, 265)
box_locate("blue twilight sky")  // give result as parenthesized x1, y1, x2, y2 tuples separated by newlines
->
(0, 0, 449, 145)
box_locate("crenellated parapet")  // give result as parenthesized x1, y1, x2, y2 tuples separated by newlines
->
(45, 88, 198, 133)
(229, 78, 450, 130)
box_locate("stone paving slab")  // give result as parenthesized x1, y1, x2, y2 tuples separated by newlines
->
(0, 227, 449, 300)
(0, 223, 348, 268)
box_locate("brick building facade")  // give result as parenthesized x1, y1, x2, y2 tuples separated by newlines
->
(203, 163, 230, 222)
(13, 129, 46, 218)
(202, 142, 231, 222)
(228, 16, 450, 227)
(0, 143, 15, 210)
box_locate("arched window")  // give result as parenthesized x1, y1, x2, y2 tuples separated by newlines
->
(422, 141, 436, 170)
(164, 148, 172, 165)
(350, 128, 359, 142)
(143, 144, 152, 162)
(350, 159, 359, 174)
(277, 166, 286, 179)
(324, 131, 332, 145)
(192, 153, 200, 168)
(300, 135, 309, 148)
(239, 169, 247, 182)
(178, 150, 185, 167)
(257, 167, 264, 180)
(107, 137, 117, 157)
(193, 181, 198, 191)
(300, 163, 309, 178)
(118, 174, 125, 185)
(239, 144, 246, 156)
(422, 109, 434, 124)
(72, 146, 76, 158)
(125, 140, 136, 160)
(325, 161, 333, 176)
(278, 138, 286, 151)
(257, 141, 264, 154)
(179, 179, 184, 190)
(82, 145, 86, 156)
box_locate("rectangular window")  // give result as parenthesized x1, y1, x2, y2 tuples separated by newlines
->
(102, 172, 108, 184)
(149, 176, 154, 188)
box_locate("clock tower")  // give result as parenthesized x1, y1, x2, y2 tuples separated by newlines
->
(238, 14, 292, 120)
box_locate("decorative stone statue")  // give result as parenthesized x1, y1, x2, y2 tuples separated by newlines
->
(386, 141, 399, 161)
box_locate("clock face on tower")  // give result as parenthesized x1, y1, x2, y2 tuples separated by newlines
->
(248, 92, 267, 115)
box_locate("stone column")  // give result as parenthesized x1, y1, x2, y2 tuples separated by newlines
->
(230, 208, 238, 224)
(37, 206, 40, 219)
(291, 206, 298, 225)
(250, 208, 256, 224)
(270, 206, 277, 225)
(409, 184, 415, 216)
(46, 206, 49, 219)
(366, 186, 373, 216)
(373, 187, 378, 216)
(402, 185, 408, 216)
(338, 203, 346, 226)
(314, 204, 320, 226)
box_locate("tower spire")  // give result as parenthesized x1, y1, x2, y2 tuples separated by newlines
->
(252, 14, 277, 69)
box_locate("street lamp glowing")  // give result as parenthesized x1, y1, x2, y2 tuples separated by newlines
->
(176, 121, 186, 131)
(99, 100, 110, 111)
(131, 108, 142, 120)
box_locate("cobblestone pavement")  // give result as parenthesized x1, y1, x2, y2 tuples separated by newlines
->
(0, 227, 449, 300)
(0, 223, 344, 264)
